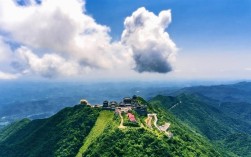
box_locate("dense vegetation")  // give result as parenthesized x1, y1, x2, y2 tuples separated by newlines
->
(150, 94, 251, 156)
(173, 82, 251, 125)
(220, 133, 251, 157)
(85, 128, 222, 156)
(77, 110, 114, 157)
(83, 99, 223, 157)
(0, 118, 30, 143)
(1, 94, 246, 157)
(0, 105, 99, 157)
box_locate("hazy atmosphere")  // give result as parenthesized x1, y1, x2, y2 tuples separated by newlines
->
(1, 1, 251, 157)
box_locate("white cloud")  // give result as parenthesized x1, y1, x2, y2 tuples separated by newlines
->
(122, 7, 177, 73)
(0, 37, 12, 63)
(0, 0, 132, 77)
(13, 46, 85, 78)
(0, 36, 17, 75)
(0, 0, 109, 55)
(245, 68, 251, 71)
(0, 1, 176, 79)
(0, 71, 18, 79)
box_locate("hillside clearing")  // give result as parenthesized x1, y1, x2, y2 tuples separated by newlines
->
(76, 110, 114, 157)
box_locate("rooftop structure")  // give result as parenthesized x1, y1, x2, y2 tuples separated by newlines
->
(135, 106, 147, 116)
(80, 99, 88, 105)
(103, 100, 109, 107)
(102, 95, 147, 115)
(123, 97, 132, 105)
(110, 101, 118, 108)
(94, 105, 102, 108)
(132, 95, 137, 100)
(127, 113, 136, 122)
(119, 102, 126, 107)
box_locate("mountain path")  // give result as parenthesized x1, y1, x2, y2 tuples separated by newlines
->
(146, 113, 173, 138)
(145, 116, 152, 128)
(118, 111, 126, 129)
(169, 101, 182, 110)
(148, 114, 159, 130)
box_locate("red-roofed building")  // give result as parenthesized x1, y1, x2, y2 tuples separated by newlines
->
(127, 113, 136, 122)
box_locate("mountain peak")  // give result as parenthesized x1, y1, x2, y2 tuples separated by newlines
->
(0, 96, 223, 157)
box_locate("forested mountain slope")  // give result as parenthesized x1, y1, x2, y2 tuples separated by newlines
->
(0, 97, 225, 157)
(150, 94, 251, 156)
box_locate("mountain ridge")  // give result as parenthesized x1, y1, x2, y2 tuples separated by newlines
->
(0, 97, 225, 157)
(149, 93, 251, 156)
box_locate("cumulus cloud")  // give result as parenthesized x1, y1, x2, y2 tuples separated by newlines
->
(0, 0, 132, 77)
(0, 0, 84, 51)
(0, 37, 19, 80)
(13, 46, 85, 78)
(0, 37, 12, 63)
(122, 7, 177, 73)
(0, 0, 176, 79)
(0, 36, 18, 76)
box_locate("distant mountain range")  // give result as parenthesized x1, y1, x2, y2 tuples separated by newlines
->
(1, 81, 251, 156)
(173, 81, 251, 103)
(152, 81, 251, 156)
(0, 81, 176, 128)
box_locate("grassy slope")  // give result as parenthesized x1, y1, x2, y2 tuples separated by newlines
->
(76, 110, 114, 157)
(83, 99, 224, 157)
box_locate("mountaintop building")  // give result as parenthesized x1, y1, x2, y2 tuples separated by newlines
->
(102, 95, 147, 115)
(103, 100, 109, 107)
(80, 99, 88, 105)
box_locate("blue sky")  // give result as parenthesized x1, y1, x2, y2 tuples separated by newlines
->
(86, 0, 251, 52)
(85, 0, 251, 80)
(0, 0, 251, 81)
